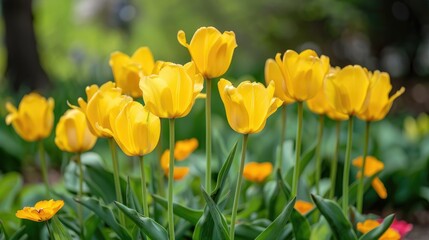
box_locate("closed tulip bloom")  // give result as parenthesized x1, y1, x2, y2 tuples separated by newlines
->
(353, 156, 387, 199)
(325, 65, 370, 116)
(140, 62, 203, 118)
(55, 109, 97, 153)
(108, 101, 160, 156)
(218, 79, 283, 134)
(160, 150, 190, 180)
(243, 162, 273, 183)
(110, 47, 155, 98)
(5, 93, 54, 142)
(16, 199, 64, 222)
(357, 71, 405, 121)
(294, 200, 314, 215)
(264, 59, 295, 105)
(177, 26, 237, 78)
(273, 49, 330, 101)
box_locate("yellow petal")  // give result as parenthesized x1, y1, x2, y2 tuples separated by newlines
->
(372, 177, 387, 199)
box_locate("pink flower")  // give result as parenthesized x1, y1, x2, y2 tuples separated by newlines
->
(378, 218, 413, 237)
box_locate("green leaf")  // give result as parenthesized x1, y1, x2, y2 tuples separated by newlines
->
(286, 143, 317, 185)
(152, 194, 202, 224)
(291, 210, 311, 240)
(8, 226, 27, 240)
(235, 223, 265, 240)
(51, 216, 73, 240)
(212, 140, 238, 201)
(0, 172, 23, 211)
(114, 201, 168, 240)
(83, 213, 101, 240)
(255, 197, 296, 240)
(76, 197, 131, 240)
(339, 175, 377, 206)
(276, 170, 291, 201)
(84, 165, 126, 204)
(310, 217, 331, 240)
(200, 187, 230, 240)
(311, 194, 357, 240)
(359, 214, 395, 240)
(126, 177, 142, 214)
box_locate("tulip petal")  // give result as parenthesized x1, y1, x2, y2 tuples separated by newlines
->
(372, 177, 387, 199)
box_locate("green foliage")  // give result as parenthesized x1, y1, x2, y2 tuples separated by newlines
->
(358, 214, 395, 240)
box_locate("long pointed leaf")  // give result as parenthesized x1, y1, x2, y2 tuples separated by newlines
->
(152, 194, 202, 224)
(359, 214, 395, 240)
(200, 187, 230, 240)
(51, 216, 73, 240)
(276, 170, 291, 201)
(291, 210, 311, 240)
(311, 194, 357, 240)
(212, 141, 238, 201)
(114, 201, 168, 240)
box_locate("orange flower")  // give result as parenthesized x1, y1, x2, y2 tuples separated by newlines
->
(160, 150, 190, 180)
(174, 138, 198, 161)
(294, 200, 314, 215)
(352, 156, 387, 199)
(357, 219, 400, 240)
(16, 199, 64, 222)
(243, 162, 273, 183)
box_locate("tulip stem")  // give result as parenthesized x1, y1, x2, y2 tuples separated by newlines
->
(342, 117, 354, 215)
(108, 138, 125, 225)
(230, 134, 248, 240)
(292, 102, 303, 197)
(77, 153, 84, 238)
(156, 138, 165, 197)
(276, 105, 287, 172)
(357, 121, 371, 213)
(168, 118, 175, 240)
(329, 121, 341, 199)
(38, 141, 50, 197)
(206, 77, 212, 193)
(140, 156, 150, 218)
(315, 115, 325, 195)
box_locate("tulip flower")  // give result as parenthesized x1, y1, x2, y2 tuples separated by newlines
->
(160, 150, 190, 180)
(352, 156, 387, 199)
(357, 219, 400, 240)
(110, 47, 155, 98)
(177, 26, 237, 79)
(357, 70, 405, 122)
(294, 200, 314, 215)
(55, 109, 97, 153)
(5, 92, 54, 142)
(174, 138, 198, 161)
(243, 162, 273, 183)
(377, 218, 413, 238)
(16, 199, 64, 222)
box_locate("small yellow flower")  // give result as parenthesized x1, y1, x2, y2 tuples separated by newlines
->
(243, 162, 273, 183)
(110, 47, 155, 98)
(178, 26, 237, 79)
(294, 200, 314, 215)
(55, 109, 97, 153)
(271, 49, 330, 101)
(325, 65, 370, 116)
(160, 150, 190, 180)
(352, 156, 387, 199)
(140, 62, 203, 119)
(218, 78, 283, 134)
(357, 71, 405, 121)
(174, 138, 198, 161)
(16, 199, 64, 222)
(108, 101, 160, 157)
(357, 219, 400, 240)
(5, 92, 54, 142)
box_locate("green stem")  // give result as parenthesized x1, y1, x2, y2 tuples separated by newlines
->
(342, 117, 354, 215)
(140, 156, 150, 218)
(329, 121, 341, 199)
(38, 141, 50, 197)
(156, 136, 165, 197)
(276, 105, 287, 172)
(291, 102, 303, 197)
(168, 119, 175, 240)
(315, 115, 325, 195)
(230, 134, 249, 240)
(357, 121, 371, 213)
(108, 138, 125, 225)
(77, 153, 84, 237)
(206, 78, 212, 193)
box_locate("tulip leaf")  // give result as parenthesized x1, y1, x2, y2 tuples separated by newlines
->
(359, 214, 395, 240)
(114, 201, 168, 240)
(212, 140, 238, 201)
(0, 172, 23, 211)
(126, 177, 142, 214)
(310, 217, 332, 240)
(51, 216, 73, 240)
(84, 164, 126, 204)
(58, 215, 80, 236)
(276, 169, 291, 200)
(200, 187, 230, 240)
(311, 194, 357, 240)
(152, 194, 203, 224)
(255, 197, 296, 240)
(0, 220, 6, 239)
(76, 197, 131, 240)
(83, 213, 101, 240)
(8, 226, 27, 240)
(291, 209, 311, 240)
(235, 223, 265, 239)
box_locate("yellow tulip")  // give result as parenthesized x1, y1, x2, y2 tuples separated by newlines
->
(160, 150, 190, 180)
(294, 200, 314, 215)
(357, 71, 405, 121)
(5, 93, 54, 142)
(325, 65, 370, 116)
(55, 109, 97, 153)
(174, 138, 198, 161)
(139, 62, 203, 118)
(218, 78, 283, 134)
(243, 162, 273, 183)
(16, 199, 64, 222)
(177, 26, 237, 78)
(110, 47, 155, 98)
(357, 220, 400, 240)
(264, 59, 295, 105)
(108, 101, 160, 156)
(352, 156, 387, 199)
(271, 49, 330, 101)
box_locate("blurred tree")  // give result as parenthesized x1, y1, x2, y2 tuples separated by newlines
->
(2, 0, 50, 91)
